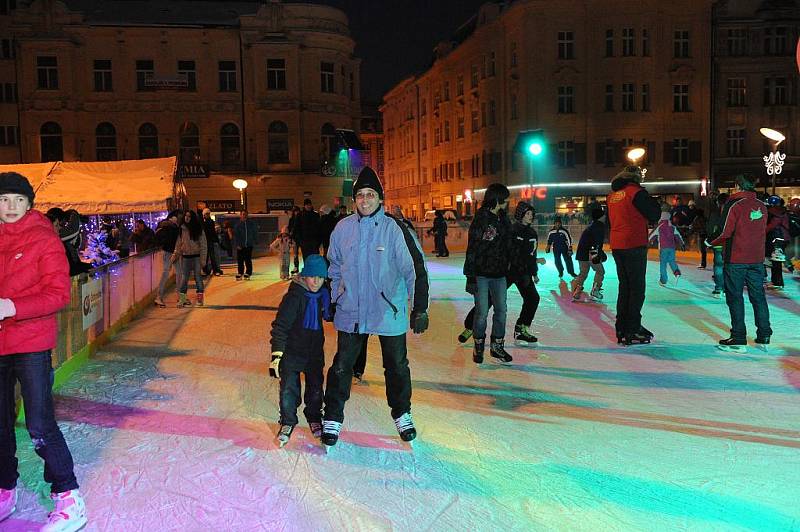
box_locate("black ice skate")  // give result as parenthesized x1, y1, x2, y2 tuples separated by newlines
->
(755, 336, 770, 352)
(321, 420, 342, 447)
(309, 421, 323, 439)
(393, 412, 417, 442)
(458, 328, 473, 343)
(639, 326, 654, 339)
(717, 337, 747, 353)
(489, 338, 513, 364)
(622, 331, 651, 346)
(473, 338, 485, 364)
(514, 324, 538, 344)
(277, 424, 294, 447)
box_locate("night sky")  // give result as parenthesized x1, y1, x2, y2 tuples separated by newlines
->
(292, 0, 490, 102)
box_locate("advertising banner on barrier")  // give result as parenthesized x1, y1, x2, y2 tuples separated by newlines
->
(81, 278, 103, 330)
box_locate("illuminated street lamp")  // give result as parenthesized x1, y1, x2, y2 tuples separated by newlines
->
(626, 147, 646, 165)
(760, 128, 786, 194)
(233, 178, 248, 210)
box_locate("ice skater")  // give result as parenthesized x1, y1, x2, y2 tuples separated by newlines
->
(649, 211, 685, 286)
(546, 217, 576, 279)
(507, 202, 546, 344)
(705, 193, 729, 296)
(0, 172, 88, 531)
(269, 227, 294, 280)
(269, 255, 332, 446)
(173, 210, 208, 307)
(321, 167, 429, 447)
(571, 207, 607, 301)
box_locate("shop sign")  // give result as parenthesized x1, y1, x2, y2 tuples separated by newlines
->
(267, 198, 294, 212)
(203, 200, 239, 212)
(81, 278, 103, 330)
(177, 163, 209, 179)
(519, 186, 548, 200)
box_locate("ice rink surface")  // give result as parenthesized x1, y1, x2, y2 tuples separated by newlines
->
(6, 252, 800, 531)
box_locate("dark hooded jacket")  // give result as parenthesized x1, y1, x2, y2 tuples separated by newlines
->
(270, 279, 331, 371)
(508, 222, 540, 280)
(464, 207, 512, 278)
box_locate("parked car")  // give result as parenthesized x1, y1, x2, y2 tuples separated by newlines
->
(423, 209, 457, 222)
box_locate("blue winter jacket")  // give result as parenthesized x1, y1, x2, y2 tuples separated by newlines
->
(234, 219, 258, 248)
(328, 206, 429, 336)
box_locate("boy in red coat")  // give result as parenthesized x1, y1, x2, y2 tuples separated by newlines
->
(0, 173, 87, 531)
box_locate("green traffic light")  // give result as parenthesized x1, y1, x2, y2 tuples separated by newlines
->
(528, 142, 543, 156)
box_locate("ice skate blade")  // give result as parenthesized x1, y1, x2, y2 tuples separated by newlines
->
(514, 339, 538, 346)
(717, 344, 747, 353)
(756, 344, 769, 352)
(490, 356, 513, 365)
(278, 438, 289, 448)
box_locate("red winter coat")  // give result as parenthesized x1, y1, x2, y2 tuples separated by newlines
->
(0, 209, 71, 355)
(709, 191, 767, 264)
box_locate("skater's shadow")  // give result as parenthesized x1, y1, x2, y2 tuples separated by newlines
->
(548, 284, 618, 345)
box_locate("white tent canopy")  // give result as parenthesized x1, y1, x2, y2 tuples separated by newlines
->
(0, 157, 177, 214)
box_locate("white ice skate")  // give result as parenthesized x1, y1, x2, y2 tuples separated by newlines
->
(277, 424, 294, 447)
(0, 487, 16, 522)
(590, 285, 603, 300)
(321, 420, 342, 452)
(41, 489, 87, 532)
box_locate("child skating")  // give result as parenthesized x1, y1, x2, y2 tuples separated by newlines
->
(269, 255, 332, 447)
(270, 227, 294, 280)
(546, 217, 576, 279)
(649, 212, 685, 286)
(572, 207, 607, 301)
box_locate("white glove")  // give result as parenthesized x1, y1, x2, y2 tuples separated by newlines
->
(0, 298, 16, 320)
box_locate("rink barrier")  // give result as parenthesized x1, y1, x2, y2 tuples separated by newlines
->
(16, 249, 169, 418)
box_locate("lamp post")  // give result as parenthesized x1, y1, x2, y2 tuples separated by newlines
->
(233, 178, 248, 210)
(760, 128, 786, 195)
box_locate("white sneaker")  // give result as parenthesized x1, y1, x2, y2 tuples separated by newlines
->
(41, 489, 87, 532)
(0, 487, 16, 521)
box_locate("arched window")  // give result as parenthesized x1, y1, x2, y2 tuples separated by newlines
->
(95, 122, 117, 161)
(138, 123, 158, 159)
(179, 121, 200, 163)
(268, 121, 289, 163)
(220, 123, 240, 167)
(321, 122, 337, 162)
(40, 122, 63, 162)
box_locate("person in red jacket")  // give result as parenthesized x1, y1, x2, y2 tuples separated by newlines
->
(0, 173, 87, 530)
(606, 166, 661, 345)
(709, 174, 772, 352)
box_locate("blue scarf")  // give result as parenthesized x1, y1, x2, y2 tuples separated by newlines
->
(303, 288, 331, 330)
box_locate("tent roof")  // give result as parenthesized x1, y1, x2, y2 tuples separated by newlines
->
(0, 157, 176, 214)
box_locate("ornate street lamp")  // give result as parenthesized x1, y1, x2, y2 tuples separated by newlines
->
(233, 178, 248, 210)
(760, 128, 786, 194)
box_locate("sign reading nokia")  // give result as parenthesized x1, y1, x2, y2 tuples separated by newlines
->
(177, 163, 209, 179)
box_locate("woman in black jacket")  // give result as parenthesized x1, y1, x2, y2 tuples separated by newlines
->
(507, 202, 545, 343)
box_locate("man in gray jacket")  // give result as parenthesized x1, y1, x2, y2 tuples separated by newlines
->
(321, 167, 430, 447)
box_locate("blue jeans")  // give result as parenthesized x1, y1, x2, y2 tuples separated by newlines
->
(659, 248, 680, 283)
(158, 251, 182, 300)
(472, 276, 507, 340)
(179, 256, 204, 294)
(712, 248, 724, 291)
(723, 263, 772, 341)
(0, 351, 79, 493)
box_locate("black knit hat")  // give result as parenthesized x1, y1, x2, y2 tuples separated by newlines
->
(352, 166, 384, 200)
(514, 201, 534, 222)
(591, 207, 605, 220)
(0, 172, 35, 206)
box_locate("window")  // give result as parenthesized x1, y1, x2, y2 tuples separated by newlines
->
(726, 78, 747, 106)
(443, 80, 450, 101)
(95, 122, 117, 161)
(0, 38, 14, 59)
(605, 29, 614, 57)
(36, 56, 58, 89)
(622, 83, 635, 111)
(727, 28, 747, 56)
(471, 107, 479, 133)
(420, 98, 427, 116)
(320, 61, 335, 93)
(673, 84, 690, 112)
(457, 115, 465, 138)
(0, 82, 16, 103)
(444, 120, 450, 142)
(220, 123, 240, 166)
(0, 126, 17, 146)
(138, 123, 158, 159)
(510, 92, 518, 120)
(603, 140, 616, 166)
(622, 28, 635, 56)
(558, 31, 575, 59)
(672, 138, 689, 165)
(136, 60, 154, 91)
(0, 0, 17, 15)
(557, 141, 575, 168)
(764, 77, 788, 105)
(642, 29, 650, 56)
(40, 122, 62, 162)
(510, 41, 518, 67)
(93, 60, 112, 92)
(726, 128, 746, 157)
(349, 71, 355, 99)
(641, 83, 650, 111)
(488, 100, 496, 126)
(218, 61, 237, 92)
(321, 123, 336, 161)
(558, 86, 574, 113)
(488, 51, 496, 76)
(764, 27, 789, 55)
(179, 122, 200, 163)
(177, 60, 196, 91)
(605, 84, 614, 111)
(340, 65, 346, 95)
(267, 59, 286, 90)
(265, 121, 290, 163)
(481, 102, 487, 127)
(456, 74, 464, 96)
(673, 30, 690, 58)
(421, 132, 427, 151)
(470, 65, 479, 88)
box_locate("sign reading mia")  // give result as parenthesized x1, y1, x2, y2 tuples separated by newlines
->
(177, 163, 209, 179)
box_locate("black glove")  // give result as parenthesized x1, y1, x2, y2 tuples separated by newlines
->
(410, 310, 429, 334)
(465, 276, 477, 295)
(325, 302, 336, 322)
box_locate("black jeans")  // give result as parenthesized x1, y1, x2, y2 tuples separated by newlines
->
(553, 249, 576, 276)
(435, 234, 449, 256)
(723, 263, 772, 341)
(324, 332, 411, 422)
(698, 233, 708, 268)
(0, 351, 78, 493)
(352, 340, 368, 377)
(463, 277, 539, 328)
(612, 246, 648, 336)
(279, 363, 324, 426)
(237, 246, 253, 276)
(299, 241, 321, 263)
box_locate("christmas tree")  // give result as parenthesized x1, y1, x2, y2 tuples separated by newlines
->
(82, 229, 119, 267)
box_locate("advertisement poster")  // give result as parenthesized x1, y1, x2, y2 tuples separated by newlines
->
(81, 278, 103, 330)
